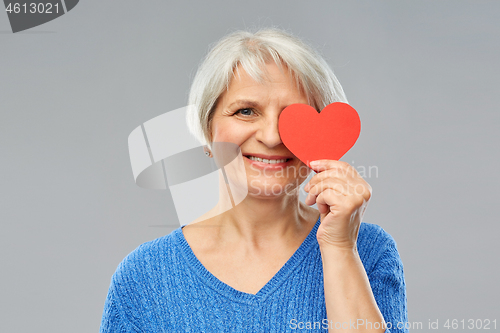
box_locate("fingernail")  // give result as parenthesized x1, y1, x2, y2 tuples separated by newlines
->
(310, 161, 320, 166)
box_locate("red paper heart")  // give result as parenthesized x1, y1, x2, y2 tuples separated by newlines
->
(278, 102, 361, 167)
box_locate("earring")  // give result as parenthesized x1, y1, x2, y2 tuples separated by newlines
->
(203, 146, 212, 158)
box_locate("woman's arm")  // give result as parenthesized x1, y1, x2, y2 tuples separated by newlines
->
(320, 246, 386, 332)
(305, 160, 394, 333)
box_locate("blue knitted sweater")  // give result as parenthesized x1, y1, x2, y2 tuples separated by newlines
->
(100, 218, 408, 332)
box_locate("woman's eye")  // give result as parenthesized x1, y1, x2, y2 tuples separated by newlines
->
(235, 108, 254, 116)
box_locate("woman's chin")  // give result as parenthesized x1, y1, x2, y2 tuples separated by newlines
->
(246, 180, 301, 199)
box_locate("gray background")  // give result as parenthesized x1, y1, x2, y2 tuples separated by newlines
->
(1, 1, 498, 332)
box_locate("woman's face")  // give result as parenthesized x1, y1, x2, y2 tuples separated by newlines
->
(210, 62, 311, 198)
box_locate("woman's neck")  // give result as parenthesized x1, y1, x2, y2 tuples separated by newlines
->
(210, 192, 318, 249)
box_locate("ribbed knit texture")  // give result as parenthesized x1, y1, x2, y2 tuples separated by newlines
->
(100, 218, 408, 332)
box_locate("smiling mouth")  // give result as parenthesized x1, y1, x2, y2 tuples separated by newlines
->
(244, 155, 292, 164)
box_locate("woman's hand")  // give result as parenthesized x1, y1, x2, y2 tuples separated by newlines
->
(305, 160, 385, 333)
(304, 160, 372, 250)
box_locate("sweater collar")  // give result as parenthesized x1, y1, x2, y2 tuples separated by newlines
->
(172, 216, 321, 305)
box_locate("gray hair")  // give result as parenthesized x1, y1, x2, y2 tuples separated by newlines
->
(186, 28, 348, 146)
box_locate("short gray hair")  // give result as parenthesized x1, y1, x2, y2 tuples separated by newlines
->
(186, 28, 348, 146)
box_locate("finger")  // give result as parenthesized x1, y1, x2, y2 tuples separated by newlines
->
(317, 200, 329, 215)
(305, 179, 349, 205)
(315, 189, 367, 222)
(306, 178, 371, 207)
(309, 160, 352, 173)
(315, 189, 348, 214)
(304, 167, 361, 192)
(312, 177, 371, 199)
(316, 187, 369, 217)
(305, 160, 363, 190)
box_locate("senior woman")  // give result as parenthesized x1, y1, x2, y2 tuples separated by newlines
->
(100, 28, 408, 332)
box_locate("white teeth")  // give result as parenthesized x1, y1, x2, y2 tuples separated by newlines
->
(248, 156, 287, 164)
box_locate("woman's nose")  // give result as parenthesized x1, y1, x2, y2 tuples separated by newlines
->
(255, 117, 282, 148)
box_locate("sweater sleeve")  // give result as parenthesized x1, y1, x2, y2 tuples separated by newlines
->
(100, 258, 145, 333)
(368, 238, 409, 333)
(100, 286, 129, 333)
(100, 242, 160, 333)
